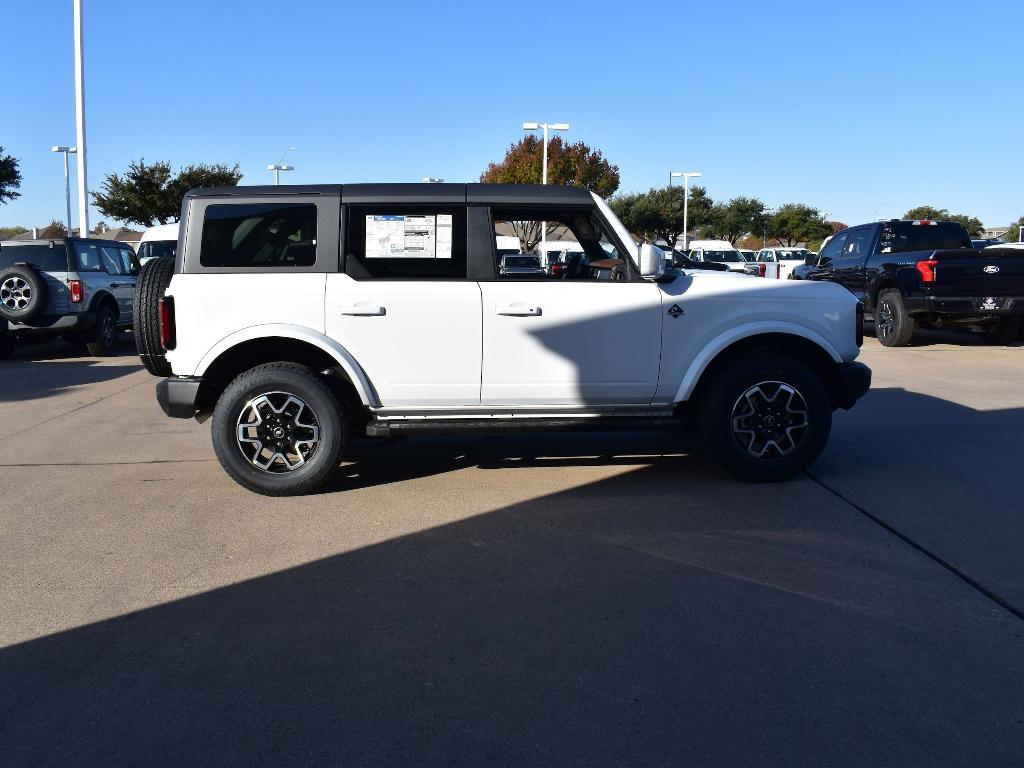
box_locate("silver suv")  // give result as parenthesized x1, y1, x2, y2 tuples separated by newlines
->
(0, 237, 139, 359)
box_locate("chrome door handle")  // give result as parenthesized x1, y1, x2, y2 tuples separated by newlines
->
(495, 304, 541, 316)
(339, 304, 385, 316)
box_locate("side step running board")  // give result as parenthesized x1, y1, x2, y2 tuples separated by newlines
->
(366, 415, 678, 438)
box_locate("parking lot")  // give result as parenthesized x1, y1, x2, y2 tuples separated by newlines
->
(2, 331, 1023, 766)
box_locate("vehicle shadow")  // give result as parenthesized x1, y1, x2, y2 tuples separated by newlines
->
(0, 334, 142, 403)
(866, 321, 1019, 347)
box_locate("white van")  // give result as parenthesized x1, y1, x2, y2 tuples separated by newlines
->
(137, 223, 179, 265)
(495, 235, 521, 258)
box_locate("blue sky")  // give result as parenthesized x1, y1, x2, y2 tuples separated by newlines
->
(3, 0, 1022, 231)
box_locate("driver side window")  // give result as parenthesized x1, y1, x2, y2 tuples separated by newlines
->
(490, 207, 630, 281)
(818, 231, 848, 263)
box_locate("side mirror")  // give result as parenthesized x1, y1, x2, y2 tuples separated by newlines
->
(639, 244, 665, 280)
(804, 254, 816, 266)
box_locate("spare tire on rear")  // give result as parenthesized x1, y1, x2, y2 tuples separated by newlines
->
(134, 257, 175, 376)
(0, 265, 47, 322)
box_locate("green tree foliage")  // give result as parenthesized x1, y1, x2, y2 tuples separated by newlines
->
(0, 146, 22, 204)
(610, 185, 713, 247)
(767, 204, 832, 247)
(1004, 214, 1024, 243)
(92, 159, 242, 227)
(40, 219, 67, 238)
(903, 205, 984, 236)
(0, 225, 28, 239)
(481, 135, 620, 198)
(702, 197, 768, 245)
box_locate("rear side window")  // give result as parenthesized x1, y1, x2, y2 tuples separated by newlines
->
(345, 207, 467, 279)
(879, 222, 970, 254)
(138, 240, 176, 261)
(200, 203, 317, 268)
(0, 244, 70, 272)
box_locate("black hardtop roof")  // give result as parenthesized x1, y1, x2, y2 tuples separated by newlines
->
(184, 183, 595, 206)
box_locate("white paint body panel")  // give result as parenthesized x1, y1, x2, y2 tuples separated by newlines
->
(479, 281, 662, 405)
(324, 275, 482, 407)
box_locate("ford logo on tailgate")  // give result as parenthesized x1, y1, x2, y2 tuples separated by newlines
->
(983, 265, 1000, 274)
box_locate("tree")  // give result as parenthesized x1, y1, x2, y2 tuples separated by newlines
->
(1004, 214, 1024, 243)
(481, 136, 620, 251)
(0, 146, 22, 204)
(481, 135, 620, 197)
(0, 225, 28, 239)
(609, 185, 714, 248)
(767, 203, 832, 247)
(702, 197, 768, 245)
(903, 205, 984, 237)
(40, 219, 67, 238)
(92, 159, 242, 227)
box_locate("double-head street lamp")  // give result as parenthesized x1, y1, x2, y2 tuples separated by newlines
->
(51, 146, 77, 233)
(523, 121, 570, 253)
(670, 171, 702, 248)
(268, 146, 297, 185)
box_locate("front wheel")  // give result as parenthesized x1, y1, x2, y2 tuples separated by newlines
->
(211, 362, 346, 496)
(981, 316, 1022, 346)
(698, 353, 832, 482)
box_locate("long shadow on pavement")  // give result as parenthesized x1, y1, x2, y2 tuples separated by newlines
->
(0, 335, 141, 403)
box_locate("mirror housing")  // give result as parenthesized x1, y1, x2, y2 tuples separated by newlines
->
(639, 244, 665, 280)
(804, 254, 817, 266)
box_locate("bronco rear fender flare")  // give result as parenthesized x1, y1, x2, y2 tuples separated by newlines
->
(194, 324, 380, 407)
(673, 321, 844, 403)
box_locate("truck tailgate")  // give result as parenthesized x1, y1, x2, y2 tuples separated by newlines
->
(930, 249, 1024, 295)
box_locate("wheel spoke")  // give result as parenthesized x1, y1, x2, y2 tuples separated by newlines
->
(234, 390, 321, 474)
(730, 380, 809, 460)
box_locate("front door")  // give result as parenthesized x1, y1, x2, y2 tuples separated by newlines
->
(478, 206, 662, 406)
(325, 204, 481, 407)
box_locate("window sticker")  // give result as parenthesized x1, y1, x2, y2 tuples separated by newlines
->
(365, 214, 453, 259)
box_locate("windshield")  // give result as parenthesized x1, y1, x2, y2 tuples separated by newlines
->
(504, 255, 541, 269)
(138, 240, 177, 261)
(706, 250, 744, 262)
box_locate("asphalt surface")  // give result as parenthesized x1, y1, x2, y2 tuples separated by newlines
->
(1, 330, 1023, 767)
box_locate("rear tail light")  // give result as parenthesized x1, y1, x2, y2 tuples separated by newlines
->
(916, 259, 939, 283)
(159, 296, 176, 350)
(69, 280, 83, 303)
(856, 302, 864, 348)
(757, 263, 767, 277)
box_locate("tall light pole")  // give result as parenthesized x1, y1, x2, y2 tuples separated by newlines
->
(51, 146, 77, 233)
(522, 121, 569, 256)
(268, 146, 297, 185)
(670, 171, 701, 249)
(73, 0, 89, 235)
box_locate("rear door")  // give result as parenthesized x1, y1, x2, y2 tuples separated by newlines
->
(477, 203, 662, 406)
(324, 192, 482, 407)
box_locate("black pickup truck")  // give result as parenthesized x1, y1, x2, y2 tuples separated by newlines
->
(809, 220, 1024, 346)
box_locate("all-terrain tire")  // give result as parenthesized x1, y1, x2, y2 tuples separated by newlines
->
(0, 265, 47, 323)
(85, 305, 118, 356)
(697, 352, 832, 482)
(874, 288, 915, 347)
(134, 257, 175, 376)
(211, 362, 347, 496)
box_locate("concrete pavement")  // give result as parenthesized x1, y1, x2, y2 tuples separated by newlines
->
(1, 332, 1022, 767)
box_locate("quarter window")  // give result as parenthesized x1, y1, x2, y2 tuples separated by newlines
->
(200, 203, 317, 268)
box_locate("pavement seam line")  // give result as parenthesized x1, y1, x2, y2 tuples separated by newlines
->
(805, 470, 1024, 623)
(2, 374, 153, 440)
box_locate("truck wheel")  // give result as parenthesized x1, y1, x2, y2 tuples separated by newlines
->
(698, 353, 832, 482)
(982, 316, 1022, 346)
(134, 257, 175, 376)
(874, 289, 915, 347)
(85, 306, 118, 357)
(0, 265, 47, 323)
(211, 362, 346, 496)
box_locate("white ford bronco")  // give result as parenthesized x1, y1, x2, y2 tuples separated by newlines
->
(136, 183, 870, 495)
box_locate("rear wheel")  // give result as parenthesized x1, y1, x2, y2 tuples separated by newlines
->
(874, 289, 915, 347)
(211, 362, 346, 496)
(982, 316, 1022, 346)
(134, 257, 175, 376)
(698, 353, 832, 482)
(85, 306, 118, 357)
